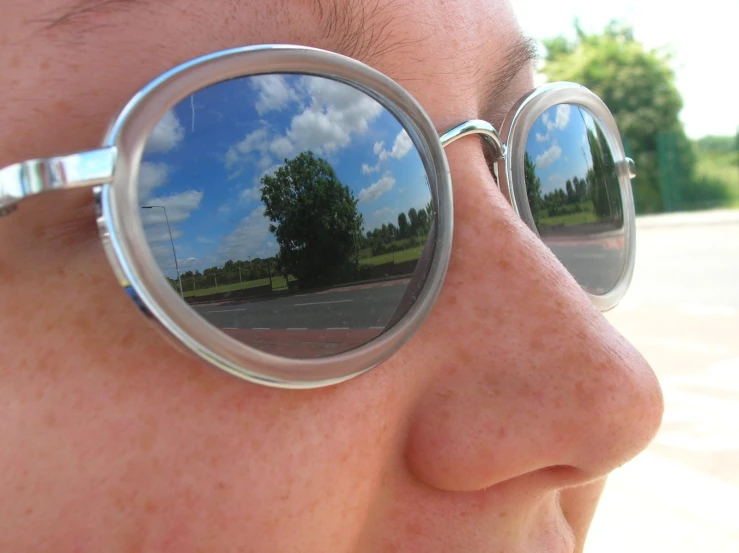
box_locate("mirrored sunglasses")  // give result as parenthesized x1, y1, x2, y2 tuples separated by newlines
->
(0, 45, 636, 388)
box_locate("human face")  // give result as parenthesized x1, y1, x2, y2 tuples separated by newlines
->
(0, 1, 663, 552)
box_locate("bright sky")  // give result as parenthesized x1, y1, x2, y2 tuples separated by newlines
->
(513, 0, 738, 138)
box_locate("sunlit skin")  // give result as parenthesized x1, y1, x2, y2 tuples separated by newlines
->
(0, 1, 663, 552)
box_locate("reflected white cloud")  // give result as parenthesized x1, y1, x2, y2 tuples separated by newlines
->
(542, 104, 571, 132)
(535, 105, 572, 145)
(226, 127, 271, 169)
(359, 174, 396, 203)
(389, 129, 413, 159)
(138, 162, 170, 200)
(142, 189, 203, 225)
(364, 129, 413, 176)
(269, 136, 293, 158)
(227, 76, 385, 172)
(145, 110, 185, 154)
(146, 226, 184, 243)
(535, 142, 562, 169)
(240, 186, 262, 202)
(375, 129, 413, 162)
(279, 81, 384, 156)
(361, 162, 380, 175)
(251, 75, 299, 115)
(218, 206, 278, 262)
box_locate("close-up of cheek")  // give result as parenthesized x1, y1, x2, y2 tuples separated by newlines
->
(0, 206, 398, 552)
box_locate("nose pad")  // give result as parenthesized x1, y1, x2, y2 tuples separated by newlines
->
(401, 139, 663, 493)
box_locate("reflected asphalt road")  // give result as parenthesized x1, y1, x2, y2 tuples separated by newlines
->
(548, 242, 624, 292)
(544, 228, 625, 293)
(191, 281, 407, 330)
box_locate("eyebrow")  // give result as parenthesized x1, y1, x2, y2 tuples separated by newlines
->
(478, 34, 539, 127)
(41, 0, 537, 124)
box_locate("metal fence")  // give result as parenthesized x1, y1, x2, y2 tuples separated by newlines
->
(640, 131, 739, 213)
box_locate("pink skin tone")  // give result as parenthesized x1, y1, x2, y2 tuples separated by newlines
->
(0, 1, 663, 552)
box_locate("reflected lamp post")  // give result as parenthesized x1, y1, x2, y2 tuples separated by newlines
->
(141, 205, 184, 299)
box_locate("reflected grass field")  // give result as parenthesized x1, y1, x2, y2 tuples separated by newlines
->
(359, 245, 424, 266)
(540, 211, 599, 226)
(179, 246, 424, 299)
(183, 275, 294, 298)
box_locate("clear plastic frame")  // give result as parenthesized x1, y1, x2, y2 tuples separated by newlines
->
(496, 83, 636, 311)
(96, 45, 454, 389)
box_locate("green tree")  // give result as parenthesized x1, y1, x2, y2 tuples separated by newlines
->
(524, 151, 543, 225)
(260, 151, 364, 287)
(397, 212, 409, 238)
(416, 209, 430, 236)
(541, 21, 694, 213)
(407, 207, 419, 236)
(565, 179, 575, 202)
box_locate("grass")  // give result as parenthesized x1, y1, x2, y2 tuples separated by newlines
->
(359, 245, 424, 266)
(697, 152, 737, 185)
(178, 247, 424, 298)
(183, 275, 295, 298)
(694, 151, 739, 204)
(539, 211, 598, 227)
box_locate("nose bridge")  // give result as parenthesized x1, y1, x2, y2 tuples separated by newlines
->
(402, 138, 663, 493)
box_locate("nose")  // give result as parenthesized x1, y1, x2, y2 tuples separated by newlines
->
(402, 139, 664, 492)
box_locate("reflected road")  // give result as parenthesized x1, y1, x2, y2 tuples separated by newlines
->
(192, 281, 407, 331)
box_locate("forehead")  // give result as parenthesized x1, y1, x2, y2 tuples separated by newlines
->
(37, 0, 528, 65)
(1, 0, 532, 166)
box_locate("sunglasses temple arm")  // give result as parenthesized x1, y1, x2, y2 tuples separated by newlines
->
(0, 147, 118, 216)
(625, 157, 636, 179)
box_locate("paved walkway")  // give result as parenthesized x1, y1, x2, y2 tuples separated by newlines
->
(584, 209, 739, 552)
(636, 208, 739, 228)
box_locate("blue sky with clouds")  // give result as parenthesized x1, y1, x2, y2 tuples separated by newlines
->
(525, 104, 600, 196)
(138, 74, 431, 278)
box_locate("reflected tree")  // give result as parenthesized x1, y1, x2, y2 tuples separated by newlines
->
(363, 205, 432, 257)
(524, 152, 543, 226)
(261, 151, 364, 288)
(397, 212, 409, 238)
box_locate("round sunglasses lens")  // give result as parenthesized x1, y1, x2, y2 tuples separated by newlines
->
(524, 104, 626, 295)
(137, 74, 434, 359)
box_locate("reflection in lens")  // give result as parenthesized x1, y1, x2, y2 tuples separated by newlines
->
(138, 74, 433, 359)
(523, 104, 625, 295)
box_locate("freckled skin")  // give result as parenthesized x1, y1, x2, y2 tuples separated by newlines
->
(0, 1, 663, 552)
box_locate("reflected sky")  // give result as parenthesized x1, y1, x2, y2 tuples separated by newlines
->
(526, 104, 599, 196)
(138, 74, 431, 278)
(525, 103, 626, 294)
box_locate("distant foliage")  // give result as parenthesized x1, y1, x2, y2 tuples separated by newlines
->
(541, 21, 694, 213)
(362, 201, 433, 257)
